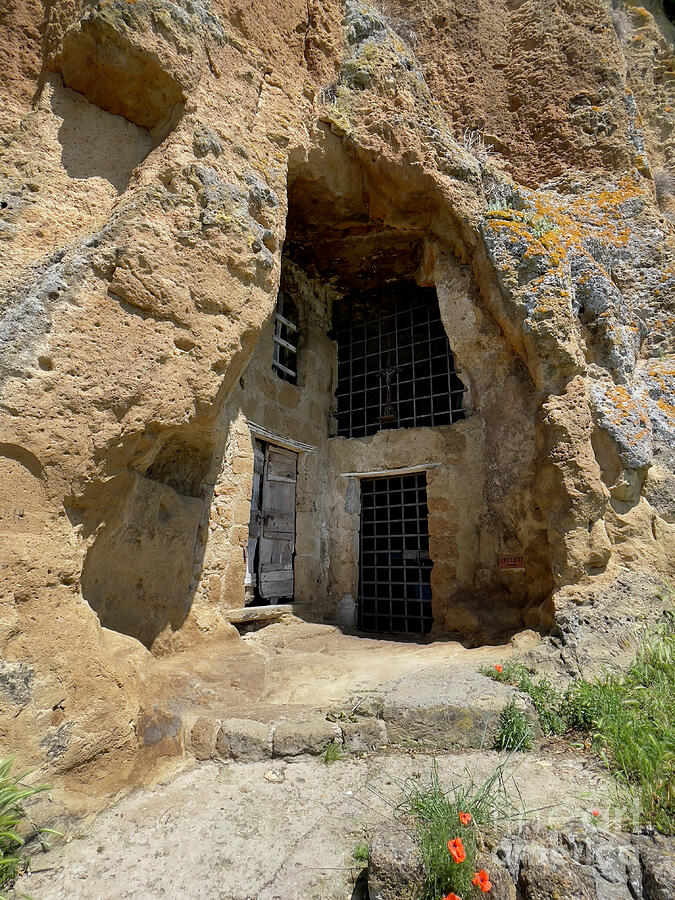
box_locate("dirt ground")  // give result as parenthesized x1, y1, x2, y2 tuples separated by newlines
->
(16, 745, 616, 900)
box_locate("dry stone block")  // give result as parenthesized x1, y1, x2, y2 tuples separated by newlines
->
(190, 716, 220, 760)
(272, 719, 338, 757)
(368, 822, 424, 900)
(350, 694, 384, 718)
(341, 718, 388, 752)
(216, 718, 270, 762)
(381, 667, 538, 750)
(519, 844, 596, 900)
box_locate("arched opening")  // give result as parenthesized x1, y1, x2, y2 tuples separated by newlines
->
(209, 127, 554, 644)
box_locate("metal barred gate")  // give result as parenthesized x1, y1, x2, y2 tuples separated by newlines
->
(358, 473, 433, 635)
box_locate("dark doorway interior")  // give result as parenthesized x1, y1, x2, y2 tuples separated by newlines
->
(358, 473, 433, 635)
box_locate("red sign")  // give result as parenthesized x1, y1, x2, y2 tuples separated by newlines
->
(499, 555, 525, 571)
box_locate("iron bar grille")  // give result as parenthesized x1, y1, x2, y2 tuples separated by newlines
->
(358, 473, 433, 635)
(272, 291, 298, 383)
(334, 297, 466, 438)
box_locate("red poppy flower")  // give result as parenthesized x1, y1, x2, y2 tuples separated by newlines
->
(459, 810, 472, 826)
(591, 809, 600, 817)
(494, 664, 503, 673)
(472, 869, 492, 892)
(447, 837, 466, 863)
(442, 894, 462, 900)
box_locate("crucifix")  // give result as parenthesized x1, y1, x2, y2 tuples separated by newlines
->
(378, 357, 402, 424)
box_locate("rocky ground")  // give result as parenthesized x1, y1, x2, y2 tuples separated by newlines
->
(15, 747, 614, 900)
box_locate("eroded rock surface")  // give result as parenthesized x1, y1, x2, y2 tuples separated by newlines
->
(14, 750, 617, 900)
(0, 0, 673, 807)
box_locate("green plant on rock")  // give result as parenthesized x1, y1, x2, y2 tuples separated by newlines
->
(570, 616, 675, 834)
(323, 741, 342, 764)
(481, 660, 565, 735)
(486, 199, 512, 213)
(494, 700, 534, 752)
(352, 841, 369, 864)
(528, 214, 557, 238)
(398, 759, 517, 899)
(485, 608, 675, 834)
(0, 757, 55, 896)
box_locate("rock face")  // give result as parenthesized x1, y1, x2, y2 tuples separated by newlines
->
(368, 819, 675, 900)
(368, 822, 425, 900)
(0, 0, 673, 799)
(497, 821, 675, 900)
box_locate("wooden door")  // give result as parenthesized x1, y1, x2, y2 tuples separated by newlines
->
(258, 445, 297, 600)
(245, 441, 265, 591)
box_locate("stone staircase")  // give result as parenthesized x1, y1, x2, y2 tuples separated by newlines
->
(183, 665, 536, 762)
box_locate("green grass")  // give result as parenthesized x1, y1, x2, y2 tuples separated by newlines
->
(493, 699, 534, 752)
(483, 660, 566, 735)
(566, 619, 674, 834)
(399, 761, 517, 900)
(0, 757, 54, 896)
(323, 741, 342, 764)
(483, 613, 675, 834)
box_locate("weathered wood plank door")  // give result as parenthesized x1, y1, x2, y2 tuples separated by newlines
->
(258, 444, 297, 600)
(245, 441, 265, 592)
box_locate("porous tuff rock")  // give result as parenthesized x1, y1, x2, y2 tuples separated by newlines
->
(368, 819, 675, 900)
(497, 820, 675, 900)
(379, 666, 540, 750)
(368, 822, 424, 900)
(0, 0, 673, 808)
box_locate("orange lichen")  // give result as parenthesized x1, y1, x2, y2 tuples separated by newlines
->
(485, 174, 644, 278)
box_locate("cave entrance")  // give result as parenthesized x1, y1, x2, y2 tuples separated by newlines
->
(275, 134, 472, 637)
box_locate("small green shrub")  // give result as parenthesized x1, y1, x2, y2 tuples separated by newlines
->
(323, 741, 342, 764)
(0, 757, 54, 894)
(494, 700, 534, 752)
(351, 842, 369, 864)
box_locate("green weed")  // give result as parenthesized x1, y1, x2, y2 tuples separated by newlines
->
(0, 757, 55, 896)
(399, 760, 518, 899)
(493, 700, 534, 752)
(574, 618, 675, 834)
(323, 741, 342, 764)
(481, 661, 565, 735)
(351, 842, 369, 864)
(485, 612, 675, 833)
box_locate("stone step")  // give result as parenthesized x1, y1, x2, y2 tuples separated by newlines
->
(375, 666, 539, 750)
(184, 666, 536, 762)
(224, 604, 294, 624)
(187, 713, 388, 761)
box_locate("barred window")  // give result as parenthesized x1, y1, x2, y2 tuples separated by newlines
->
(272, 291, 298, 384)
(334, 290, 465, 438)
